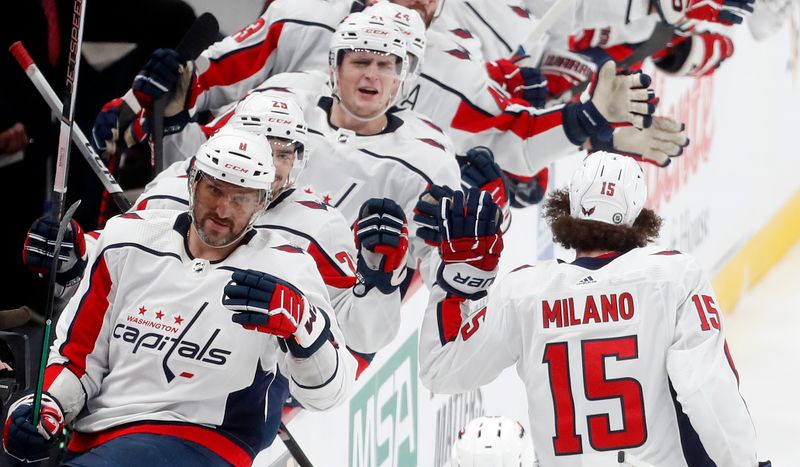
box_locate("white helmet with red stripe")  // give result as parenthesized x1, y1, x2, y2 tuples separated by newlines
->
(452, 416, 538, 467)
(231, 91, 309, 187)
(569, 151, 647, 226)
(192, 127, 276, 192)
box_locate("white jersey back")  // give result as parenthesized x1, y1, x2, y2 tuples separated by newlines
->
(420, 247, 758, 467)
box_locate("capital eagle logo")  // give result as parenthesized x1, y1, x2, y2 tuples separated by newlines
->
(445, 46, 471, 61)
(581, 205, 595, 216)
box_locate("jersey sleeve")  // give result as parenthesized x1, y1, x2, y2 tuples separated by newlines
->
(186, 0, 338, 117)
(419, 272, 523, 394)
(44, 225, 125, 422)
(666, 258, 758, 466)
(277, 251, 355, 412)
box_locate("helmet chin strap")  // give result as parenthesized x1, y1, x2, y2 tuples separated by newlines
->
(332, 92, 391, 124)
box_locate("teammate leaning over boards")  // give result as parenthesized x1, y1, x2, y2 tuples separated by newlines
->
(5, 129, 353, 466)
(416, 153, 770, 467)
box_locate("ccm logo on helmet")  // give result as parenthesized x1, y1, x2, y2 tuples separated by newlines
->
(224, 163, 249, 173)
(364, 28, 389, 35)
(267, 117, 292, 125)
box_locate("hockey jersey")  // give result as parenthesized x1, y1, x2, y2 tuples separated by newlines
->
(131, 169, 402, 356)
(45, 210, 353, 466)
(420, 247, 758, 467)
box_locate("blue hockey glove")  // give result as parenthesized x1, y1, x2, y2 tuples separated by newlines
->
(23, 216, 87, 289)
(2, 393, 64, 463)
(353, 198, 409, 295)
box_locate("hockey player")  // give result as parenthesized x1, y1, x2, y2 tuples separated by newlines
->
(4, 128, 353, 466)
(452, 416, 538, 467)
(416, 153, 768, 466)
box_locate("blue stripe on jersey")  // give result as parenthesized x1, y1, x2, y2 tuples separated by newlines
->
(221, 364, 274, 457)
(668, 379, 717, 467)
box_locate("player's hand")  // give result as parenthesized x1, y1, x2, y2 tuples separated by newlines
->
(224, 269, 307, 339)
(132, 48, 182, 110)
(437, 188, 504, 300)
(457, 147, 511, 231)
(506, 168, 548, 208)
(2, 393, 64, 463)
(353, 198, 409, 296)
(414, 184, 454, 246)
(486, 58, 548, 108)
(684, 0, 755, 25)
(586, 61, 656, 129)
(592, 116, 690, 167)
(23, 216, 87, 289)
(655, 31, 734, 77)
(91, 97, 125, 153)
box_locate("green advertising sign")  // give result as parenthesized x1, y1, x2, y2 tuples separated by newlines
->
(349, 331, 418, 467)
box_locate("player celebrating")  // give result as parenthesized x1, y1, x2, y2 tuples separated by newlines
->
(4, 128, 353, 466)
(416, 153, 768, 466)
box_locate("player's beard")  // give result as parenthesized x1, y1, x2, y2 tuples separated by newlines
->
(193, 214, 244, 247)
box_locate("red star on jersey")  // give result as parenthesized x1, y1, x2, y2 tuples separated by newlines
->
(322, 194, 332, 205)
(155, 310, 164, 320)
(174, 315, 184, 325)
(138, 306, 147, 315)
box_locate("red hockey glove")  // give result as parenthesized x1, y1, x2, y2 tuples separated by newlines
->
(486, 58, 548, 108)
(654, 31, 734, 77)
(3, 393, 64, 463)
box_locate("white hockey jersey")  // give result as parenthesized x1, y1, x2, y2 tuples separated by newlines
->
(399, 19, 580, 177)
(45, 210, 352, 466)
(419, 247, 759, 467)
(131, 167, 402, 358)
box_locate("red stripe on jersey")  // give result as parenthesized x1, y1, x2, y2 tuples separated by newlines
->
(451, 95, 563, 140)
(67, 423, 252, 467)
(306, 243, 356, 289)
(87, 231, 101, 240)
(350, 351, 371, 379)
(60, 256, 113, 378)
(135, 199, 148, 211)
(189, 22, 285, 110)
(201, 110, 235, 138)
(401, 271, 423, 305)
(437, 296, 465, 345)
(43, 364, 67, 392)
(723, 340, 740, 386)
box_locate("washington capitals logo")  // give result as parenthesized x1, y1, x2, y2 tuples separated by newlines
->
(418, 138, 446, 150)
(419, 117, 444, 133)
(273, 244, 304, 254)
(445, 46, 471, 61)
(297, 200, 328, 211)
(450, 28, 474, 39)
(510, 5, 532, 18)
(581, 205, 596, 216)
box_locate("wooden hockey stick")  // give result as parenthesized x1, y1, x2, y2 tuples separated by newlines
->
(9, 41, 132, 212)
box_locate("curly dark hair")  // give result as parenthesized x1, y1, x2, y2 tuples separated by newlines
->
(543, 189, 662, 252)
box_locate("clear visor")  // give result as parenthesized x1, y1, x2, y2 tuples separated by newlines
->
(407, 53, 420, 76)
(269, 137, 306, 188)
(337, 49, 404, 78)
(193, 171, 267, 213)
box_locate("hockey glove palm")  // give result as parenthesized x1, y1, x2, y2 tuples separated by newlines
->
(591, 116, 690, 167)
(586, 61, 656, 129)
(354, 198, 409, 295)
(23, 216, 87, 290)
(2, 393, 64, 463)
(437, 189, 504, 300)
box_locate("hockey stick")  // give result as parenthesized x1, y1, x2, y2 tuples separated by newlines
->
(278, 422, 314, 467)
(9, 41, 132, 212)
(151, 12, 220, 176)
(32, 199, 81, 425)
(618, 451, 657, 467)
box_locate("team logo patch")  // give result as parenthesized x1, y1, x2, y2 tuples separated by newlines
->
(273, 244, 305, 254)
(612, 212, 624, 224)
(510, 5, 532, 18)
(418, 138, 445, 150)
(450, 28, 474, 39)
(445, 46, 471, 60)
(581, 205, 596, 216)
(297, 200, 328, 211)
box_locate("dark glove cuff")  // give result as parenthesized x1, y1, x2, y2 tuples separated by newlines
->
(164, 110, 191, 135)
(563, 101, 613, 145)
(280, 309, 333, 359)
(55, 255, 87, 289)
(354, 255, 399, 296)
(653, 37, 692, 73)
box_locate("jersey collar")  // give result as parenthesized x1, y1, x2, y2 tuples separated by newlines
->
(563, 251, 624, 270)
(173, 212, 256, 263)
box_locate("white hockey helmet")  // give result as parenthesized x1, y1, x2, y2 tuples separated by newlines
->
(569, 152, 647, 226)
(231, 91, 309, 187)
(192, 127, 275, 193)
(329, 12, 409, 108)
(364, 1, 427, 100)
(452, 416, 538, 467)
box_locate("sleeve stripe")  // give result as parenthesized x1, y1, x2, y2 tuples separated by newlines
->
(59, 255, 113, 379)
(451, 94, 564, 139)
(43, 363, 68, 392)
(306, 242, 357, 289)
(436, 295, 465, 346)
(723, 340, 740, 386)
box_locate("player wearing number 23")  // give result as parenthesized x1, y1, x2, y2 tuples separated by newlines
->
(417, 152, 767, 467)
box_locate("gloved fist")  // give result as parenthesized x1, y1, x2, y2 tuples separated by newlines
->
(591, 116, 690, 167)
(506, 168, 549, 208)
(585, 61, 656, 129)
(414, 184, 455, 246)
(224, 269, 307, 339)
(684, 0, 755, 25)
(133, 48, 182, 109)
(91, 97, 125, 153)
(655, 31, 734, 77)
(23, 216, 87, 289)
(353, 198, 409, 295)
(486, 58, 548, 108)
(458, 147, 511, 231)
(2, 393, 64, 463)
(437, 188, 504, 300)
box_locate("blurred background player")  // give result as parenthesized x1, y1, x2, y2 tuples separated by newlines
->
(452, 415, 538, 467)
(416, 153, 769, 466)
